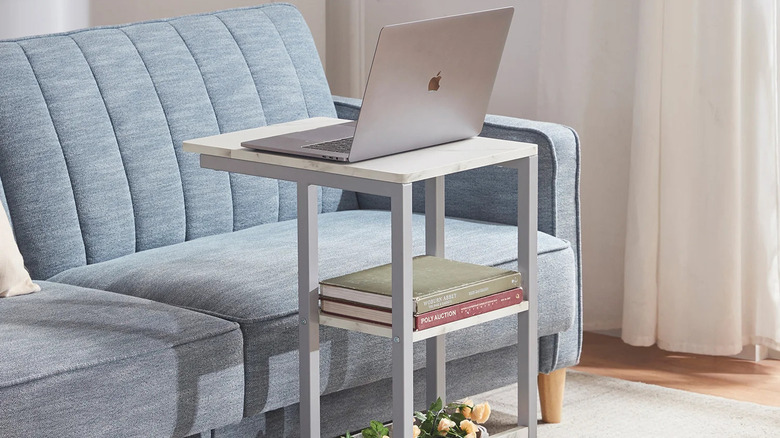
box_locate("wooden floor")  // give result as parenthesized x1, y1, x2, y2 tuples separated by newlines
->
(572, 332, 780, 407)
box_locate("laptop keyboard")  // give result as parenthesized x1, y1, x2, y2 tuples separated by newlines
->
(302, 137, 354, 154)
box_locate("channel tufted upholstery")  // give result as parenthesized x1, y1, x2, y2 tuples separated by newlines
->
(0, 4, 355, 280)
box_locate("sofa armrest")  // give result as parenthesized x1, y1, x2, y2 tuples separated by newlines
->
(333, 95, 362, 121)
(479, 114, 580, 242)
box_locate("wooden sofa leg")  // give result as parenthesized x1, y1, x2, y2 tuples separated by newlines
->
(538, 368, 567, 423)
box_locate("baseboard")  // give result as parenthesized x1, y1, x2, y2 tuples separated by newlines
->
(586, 330, 779, 361)
(733, 345, 780, 362)
(731, 345, 765, 362)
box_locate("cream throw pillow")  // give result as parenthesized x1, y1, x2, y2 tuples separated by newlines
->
(0, 209, 39, 297)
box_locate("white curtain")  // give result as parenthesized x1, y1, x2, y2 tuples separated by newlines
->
(622, 0, 780, 355)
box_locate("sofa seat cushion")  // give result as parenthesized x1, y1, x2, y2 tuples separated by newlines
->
(50, 209, 577, 416)
(0, 281, 244, 437)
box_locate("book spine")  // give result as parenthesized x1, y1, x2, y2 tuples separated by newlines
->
(414, 273, 521, 313)
(414, 288, 523, 330)
(321, 310, 393, 328)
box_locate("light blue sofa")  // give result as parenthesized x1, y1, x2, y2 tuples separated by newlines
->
(0, 4, 581, 437)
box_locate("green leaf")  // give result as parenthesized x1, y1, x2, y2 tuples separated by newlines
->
(421, 416, 435, 431)
(370, 420, 389, 436)
(430, 397, 443, 413)
(360, 428, 378, 438)
(451, 412, 466, 423)
(414, 411, 427, 422)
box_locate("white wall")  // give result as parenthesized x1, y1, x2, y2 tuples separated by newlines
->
(0, 0, 89, 39)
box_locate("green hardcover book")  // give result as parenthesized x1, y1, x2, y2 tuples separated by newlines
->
(319, 256, 521, 313)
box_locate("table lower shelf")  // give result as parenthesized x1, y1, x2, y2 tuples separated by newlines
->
(319, 301, 528, 342)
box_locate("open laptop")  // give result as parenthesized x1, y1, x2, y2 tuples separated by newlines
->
(241, 7, 514, 163)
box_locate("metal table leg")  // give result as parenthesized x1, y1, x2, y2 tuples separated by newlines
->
(298, 182, 320, 438)
(391, 183, 414, 438)
(425, 177, 446, 405)
(517, 156, 538, 437)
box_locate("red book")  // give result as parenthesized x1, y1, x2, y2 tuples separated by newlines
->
(414, 287, 523, 330)
(320, 287, 523, 331)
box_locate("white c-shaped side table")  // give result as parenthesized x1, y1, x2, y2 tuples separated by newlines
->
(184, 117, 538, 438)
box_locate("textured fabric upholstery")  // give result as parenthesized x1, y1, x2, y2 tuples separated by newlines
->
(0, 281, 244, 437)
(334, 96, 583, 373)
(332, 95, 363, 122)
(0, 4, 356, 281)
(51, 210, 576, 416)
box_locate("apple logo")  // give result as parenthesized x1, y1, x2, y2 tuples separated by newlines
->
(428, 71, 442, 91)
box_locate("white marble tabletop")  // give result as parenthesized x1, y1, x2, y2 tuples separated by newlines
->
(183, 117, 537, 184)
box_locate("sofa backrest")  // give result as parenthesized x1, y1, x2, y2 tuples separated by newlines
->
(0, 4, 355, 280)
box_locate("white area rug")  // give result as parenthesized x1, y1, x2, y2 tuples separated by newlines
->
(474, 371, 780, 438)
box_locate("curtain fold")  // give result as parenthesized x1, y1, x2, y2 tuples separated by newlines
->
(622, 0, 780, 355)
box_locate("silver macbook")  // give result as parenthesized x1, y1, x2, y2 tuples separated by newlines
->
(241, 7, 514, 163)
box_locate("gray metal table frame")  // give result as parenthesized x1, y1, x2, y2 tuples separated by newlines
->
(199, 153, 538, 438)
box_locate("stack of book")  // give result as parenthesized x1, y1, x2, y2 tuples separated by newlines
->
(319, 256, 523, 331)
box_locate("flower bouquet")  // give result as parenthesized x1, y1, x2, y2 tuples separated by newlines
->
(341, 397, 491, 438)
